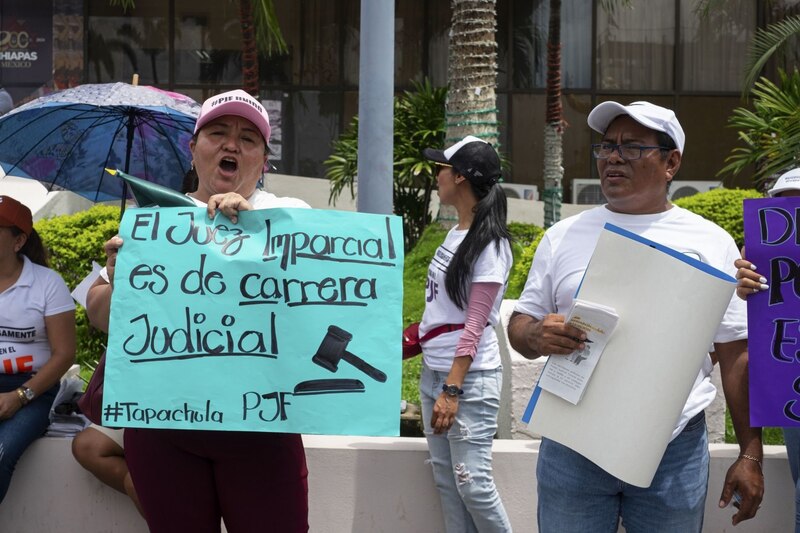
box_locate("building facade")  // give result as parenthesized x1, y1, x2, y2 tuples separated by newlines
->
(1, 0, 796, 200)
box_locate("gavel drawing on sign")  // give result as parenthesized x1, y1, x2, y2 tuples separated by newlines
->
(312, 325, 387, 383)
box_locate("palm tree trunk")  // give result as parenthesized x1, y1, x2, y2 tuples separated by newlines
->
(446, 0, 499, 144)
(439, 0, 499, 224)
(542, 0, 563, 228)
(240, 0, 259, 96)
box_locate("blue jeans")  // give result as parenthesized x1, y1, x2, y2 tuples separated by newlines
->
(537, 412, 708, 533)
(784, 426, 800, 533)
(420, 364, 512, 533)
(0, 373, 58, 503)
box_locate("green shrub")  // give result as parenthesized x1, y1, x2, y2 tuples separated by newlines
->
(673, 188, 762, 248)
(507, 222, 543, 249)
(507, 225, 545, 299)
(34, 205, 120, 367)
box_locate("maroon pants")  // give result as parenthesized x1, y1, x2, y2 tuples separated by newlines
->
(124, 428, 308, 533)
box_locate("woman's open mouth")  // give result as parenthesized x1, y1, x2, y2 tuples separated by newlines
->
(219, 157, 238, 174)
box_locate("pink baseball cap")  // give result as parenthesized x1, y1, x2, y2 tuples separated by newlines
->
(194, 89, 271, 143)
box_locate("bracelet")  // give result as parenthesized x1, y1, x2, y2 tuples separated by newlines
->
(739, 454, 762, 468)
(15, 387, 27, 406)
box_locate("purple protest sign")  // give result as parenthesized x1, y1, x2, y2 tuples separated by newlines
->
(743, 197, 800, 427)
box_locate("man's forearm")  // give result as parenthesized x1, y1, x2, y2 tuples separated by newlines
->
(507, 311, 544, 360)
(717, 339, 762, 456)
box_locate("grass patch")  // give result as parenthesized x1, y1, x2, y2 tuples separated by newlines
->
(725, 411, 785, 445)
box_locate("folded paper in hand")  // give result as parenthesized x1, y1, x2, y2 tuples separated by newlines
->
(537, 299, 619, 405)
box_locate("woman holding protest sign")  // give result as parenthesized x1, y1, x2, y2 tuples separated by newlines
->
(0, 195, 76, 503)
(417, 136, 513, 532)
(735, 168, 800, 532)
(87, 90, 310, 532)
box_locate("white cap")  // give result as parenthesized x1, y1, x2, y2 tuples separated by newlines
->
(588, 101, 685, 154)
(768, 168, 800, 197)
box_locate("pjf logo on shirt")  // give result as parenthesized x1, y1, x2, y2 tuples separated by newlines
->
(0, 349, 34, 373)
(425, 272, 438, 303)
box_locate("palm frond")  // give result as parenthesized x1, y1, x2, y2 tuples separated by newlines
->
(598, 0, 633, 15)
(253, 0, 288, 56)
(721, 69, 800, 183)
(692, 0, 727, 18)
(743, 15, 800, 93)
(109, 0, 136, 11)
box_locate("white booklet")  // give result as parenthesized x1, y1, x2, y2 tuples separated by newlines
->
(536, 299, 619, 405)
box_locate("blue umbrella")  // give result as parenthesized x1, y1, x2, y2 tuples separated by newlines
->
(0, 82, 199, 205)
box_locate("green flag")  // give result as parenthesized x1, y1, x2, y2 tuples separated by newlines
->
(107, 168, 196, 208)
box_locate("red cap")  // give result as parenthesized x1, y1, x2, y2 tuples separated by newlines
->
(0, 195, 33, 236)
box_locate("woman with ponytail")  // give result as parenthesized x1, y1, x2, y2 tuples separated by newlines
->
(0, 195, 75, 503)
(419, 136, 513, 532)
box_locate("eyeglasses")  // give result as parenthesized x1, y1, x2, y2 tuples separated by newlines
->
(435, 163, 453, 173)
(591, 143, 671, 161)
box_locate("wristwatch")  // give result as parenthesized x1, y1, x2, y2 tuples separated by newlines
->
(16, 386, 35, 405)
(442, 383, 464, 397)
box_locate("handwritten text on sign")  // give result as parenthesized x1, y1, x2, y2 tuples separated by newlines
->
(104, 207, 403, 435)
(743, 197, 800, 427)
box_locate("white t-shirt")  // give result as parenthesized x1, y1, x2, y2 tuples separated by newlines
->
(189, 189, 311, 210)
(515, 205, 747, 439)
(0, 256, 75, 374)
(420, 227, 513, 372)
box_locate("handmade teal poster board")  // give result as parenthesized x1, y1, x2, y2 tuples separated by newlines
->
(103, 207, 403, 436)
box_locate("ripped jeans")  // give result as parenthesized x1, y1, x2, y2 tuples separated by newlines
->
(420, 364, 512, 533)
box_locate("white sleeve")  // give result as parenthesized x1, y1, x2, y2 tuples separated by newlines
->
(472, 239, 511, 284)
(714, 240, 748, 343)
(44, 270, 76, 316)
(514, 233, 556, 320)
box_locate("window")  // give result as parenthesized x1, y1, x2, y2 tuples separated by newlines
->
(281, 1, 340, 86)
(511, 0, 591, 89)
(174, 0, 242, 85)
(596, 0, 674, 91)
(760, 0, 800, 80)
(87, 0, 169, 85)
(680, 0, 755, 91)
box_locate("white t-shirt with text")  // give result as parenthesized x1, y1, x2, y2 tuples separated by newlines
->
(420, 227, 512, 372)
(0, 256, 75, 374)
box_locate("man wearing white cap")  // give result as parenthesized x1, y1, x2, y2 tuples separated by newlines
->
(508, 101, 763, 531)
